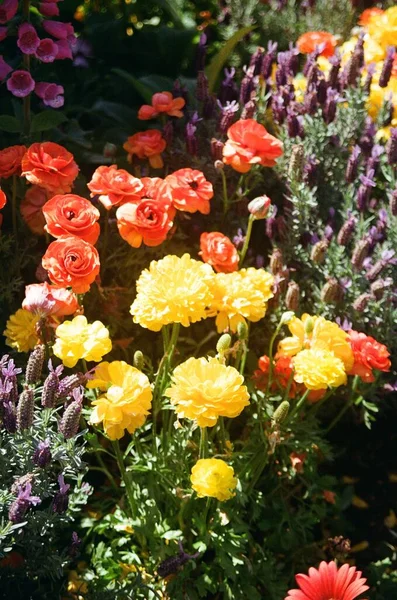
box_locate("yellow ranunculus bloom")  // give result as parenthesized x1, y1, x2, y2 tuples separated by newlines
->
(191, 458, 237, 501)
(293, 348, 347, 390)
(165, 356, 249, 427)
(90, 361, 152, 440)
(53, 315, 112, 368)
(277, 313, 353, 371)
(367, 7, 397, 50)
(4, 308, 39, 353)
(130, 254, 215, 332)
(208, 268, 274, 333)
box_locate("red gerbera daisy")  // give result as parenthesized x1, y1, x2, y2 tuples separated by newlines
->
(285, 561, 369, 600)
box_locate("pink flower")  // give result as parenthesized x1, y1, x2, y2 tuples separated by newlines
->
(39, 2, 59, 16)
(6, 71, 35, 98)
(22, 282, 78, 317)
(42, 20, 76, 44)
(0, 26, 8, 42)
(35, 38, 58, 63)
(17, 23, 40, 55)
(35, 82, 64, 108)
(285, 561, 369, 600)
(0, 56, 12, 81)
(0, 0, 18, 24)
(55, 40, 73, 60)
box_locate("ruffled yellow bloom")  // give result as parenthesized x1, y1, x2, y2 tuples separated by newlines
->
(208, 268, 274, 333)
(130, 254, 215, 332)
(90, 361, 152, 440)
(191, 458, 237, 501)
(293, 75, 307, 102)
(278, 313, 353, 371)
(367, 76, 397, 123)
(53, 315, 112, 368)
(367, 6, 397, 50)
(293, 348, 347, 390)
(165, 356, 249, 427)
(4, 309, 39, 352)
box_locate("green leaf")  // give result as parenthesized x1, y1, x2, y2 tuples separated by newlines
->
(112, 69, 174, 103)
(0, 115, 22, 133)
(161, 529, 183, 540)
(206, 26, 255, 93)
(30, 110, 67, 133)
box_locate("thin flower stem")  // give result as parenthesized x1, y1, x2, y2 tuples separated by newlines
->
(11, 175, 18, 248)
(218, 417, 227, 452)
(220, 168, 229, 215)
(325, 377, 361, 432)
(112, 440, 137, 518)
(285, 389, 310, 424)
(239, 214, 254, 265)
(199, 427, 208, 459)
(266, 322, 283, 398)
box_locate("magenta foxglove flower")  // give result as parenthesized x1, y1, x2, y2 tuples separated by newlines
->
(6, 70, 35, 97)
(42, 20, 76, 44)
(0, 26, 7, 42)
(39, 2, 60, 17)
(54, 39, 73, 60)
(35, 82, 64, 108)
(0, 0, 18, 24)
(17, 23, 40, 55)
(35, 38, 58, 62)
(0, 56, 12, 81)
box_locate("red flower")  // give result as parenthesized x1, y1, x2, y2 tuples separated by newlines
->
(223, 119, 283, 173)
(164, 168, 214, 214)
(87, 165, 143, 210)
(347, 330, 391, 383)
(285, 561, 369, 600)
(123, 130, 166, 169)
(359, 8, 384, 26)
(297, 31, 337, 58)
(253, 354, 298, 398)
(0, 145, 27, 178)
(323, 490, 336, 504)
(290, 452, 307, 474)
(199, 232, 239, 273)
(116, 198, 175, 248)
(21, 142, 79, 194)
(0, 188, 6, 210)
(138, 91, 185, 120)
(42, 194, 100, 244)
(20, 185, 48, 235)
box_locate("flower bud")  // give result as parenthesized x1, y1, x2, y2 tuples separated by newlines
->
(310, 240, 329, 264)
(337, 217, 356, 246)
(352, 292, 372, 312)
(214, 160, 224, 171)
(272, 400, 290, 424)
(57, 373, 87, 400)
(211, 138, 224, 162)
(321, 278, 343, 303)
(285, 281, 300, 312)
(379, 47, 395, 88)
(237, 321, 248, 341)
(352, 238, 371, 271)
(366, 259, 385, 282)
(304, 317, 314, 335)
(270, 248, 283, 274)
(103, 142, 117, 158)
(248, 195, 271, 220)
(280, 311, 295, 325)
(41, 371, 59, 408)
(25, 345, 45, 385)
(59, 397, 82, 440)
(17, 388, 35, 431)
(133, 350, 144, 371)
(288, 144, 304, 181)
(216, 334, 232, 354)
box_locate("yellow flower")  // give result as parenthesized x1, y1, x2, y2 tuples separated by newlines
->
(165, 356, 249, 427)
(367, 77, 397, 122)
(4, 309, 39, 352)
(53, 315, 112, 368)
(190, 458, 237, 501)
(208, 268, 274, 333)
(67, 569, 88, 597)
(130, 254, 215, 332)
(293, 75, 307, 102)
(277, 313, 353, 371)
(90, 361, 152, 440)
(367, 7, 397, 49)
(293, 348, 347, 390)
(86, 361, 111, 390)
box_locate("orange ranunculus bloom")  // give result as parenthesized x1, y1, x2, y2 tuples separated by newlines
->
(223, 119, 283, 174)
(347, 329, 391, 383)
(139, 176, 166, 199)
(87, 165, 143, 210)
(123, 130, 166, 169)
(0, 188, 6, 209)
(23, 282, 79, 317)
(296, 31, 337, 58)
(0, 145, 27, 178)
(116, 197, 175, 248)
(21, 142, 79, 194)
(138, 91, 185, 120)
(359, 7, 384, 27)
(20, 185, 48, 235)
(164, 168, 214, 214)
(42, 194, 100, 244)
(42, 235, 100, 294)
(199, 232, 239, 273)
(253, 354, 299, 398)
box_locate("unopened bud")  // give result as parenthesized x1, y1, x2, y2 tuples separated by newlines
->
(310, 240, 329, 264)
(237, 321, 248, 340)
(216, 334, 232, 354)
(285, 281, 300, 312)
(288, 144, 304, 181)
(304, 317, 314, 335)
(17, 387, 35, 431)
(370, 279, 388, 300)
(280, 311, 295, 325)
(214, 160, 224, 170)
(321, 278, 343, 303)
(103, 142, 117, 158)
(352, 292, 372, 312)
(272, 400, 290, 424)
(211, 138, 224, 162)
(270, 248, 283, 274)
(352, 238, 371, 271)
(25, 345, 45, 385)
(133, 350, 144, 371)
(59, 398, 82, 440)
(248, 195, 271, 220)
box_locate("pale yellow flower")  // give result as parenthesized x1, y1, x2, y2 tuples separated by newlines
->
(53, 315, 112, 368)
(4, 309, 39, 352)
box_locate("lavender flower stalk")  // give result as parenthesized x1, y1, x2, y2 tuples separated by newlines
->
(59, 388, 83, 439)
(379, 47, 396, 88)
(25, 345, 45, 385)
(52, 474, 70, 514)
(9, 482, 41, 523)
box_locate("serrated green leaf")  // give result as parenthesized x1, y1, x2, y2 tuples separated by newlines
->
(30, 110, 67, 133)
(0, 115, 22, 133)
(206, 26, 255, 92)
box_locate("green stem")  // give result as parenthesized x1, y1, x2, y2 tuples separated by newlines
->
(220, 168, 229, 216)
(285, 389, 310, 424)
(11, 175, 18, 248)
(239, 214, 254, 266)
(265, 323, 283, 398)
(112, 440, 137, 518)
(218, 417, 227, 452)
(199, 427, 208, 459)
(306, 388, 335, 418)
(326, 376, 360, 433)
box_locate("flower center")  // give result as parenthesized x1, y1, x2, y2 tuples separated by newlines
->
(66, 210, 76, 220)
(188, 180, 199, 190)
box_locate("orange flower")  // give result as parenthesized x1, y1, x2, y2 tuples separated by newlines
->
(199, 232, 239, 273)
(138, 91, 185, 120)
(116, 198, 175, 248)
(0, 145, 26, 178)
(290, 452, 307, 474)
(164, 168, 214, 214)
(359, 7, 384, 26)
(42, 235, 100, 294)
(123, 130, 166, 169)
(20, 185, 48, 235)
(323, 490, 336, 504)
(22, 282, 78, 317)
(223, 119, 283, 173)
(253, 354, 298, 398)
(140, 176, 166, 199)
(347, 330, 391, 383)
(42, 194, 100, 244)
(0, 188, 6, 209)
(296, 31, 337, 58)
(87, 165, 143, 210)
(21, 142, 79, 194)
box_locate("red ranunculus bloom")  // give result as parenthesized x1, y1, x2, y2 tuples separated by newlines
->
(223, 119, 283, 173)
(285, 560, 369, 600)
(116, 198, 175, 248)
(138, 91, 185, 120)
(0, 189, 6, 210)
(164, 168, 214, 214)
(42, 194, 100, 244)
(123, 130, 166, 169)
(199, 232, 239, 273)
(21, 142, 79, 194)
(297, 31, 337, 58)
(347, 330, 391, 383)
(87, 165, 143, 210)
(0, 145, 27, 178)
(20, 185, 48, 235)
